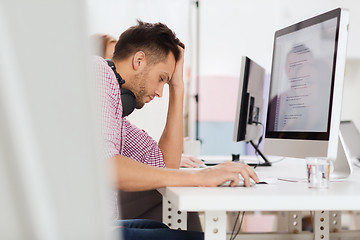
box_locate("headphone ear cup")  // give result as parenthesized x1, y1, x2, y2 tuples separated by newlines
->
(121, 88, 136, 117)
(106, 59, 136, 117)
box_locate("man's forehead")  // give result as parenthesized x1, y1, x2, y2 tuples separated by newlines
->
(156, 57, 175, 78)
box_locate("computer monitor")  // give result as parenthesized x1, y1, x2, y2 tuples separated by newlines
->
(233, 56, 271, 166)
(264, 8, 352, 178)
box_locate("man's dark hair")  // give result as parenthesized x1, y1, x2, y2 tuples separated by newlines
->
(113, 20, 184, 64)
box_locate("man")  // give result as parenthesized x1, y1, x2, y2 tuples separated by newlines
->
(95, 20, 258, 239)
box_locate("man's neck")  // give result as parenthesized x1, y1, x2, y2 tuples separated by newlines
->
(112, 59, 131, 84)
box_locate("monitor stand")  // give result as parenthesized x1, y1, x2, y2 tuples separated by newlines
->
(331, 131, 353, 179)
(247, 140, 271, 167)
(266, 131, 352, 182)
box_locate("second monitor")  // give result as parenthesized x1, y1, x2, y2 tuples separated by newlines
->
(233, 56, 271, 166)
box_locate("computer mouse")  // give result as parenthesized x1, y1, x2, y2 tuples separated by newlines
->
(219, 178, 256, 187)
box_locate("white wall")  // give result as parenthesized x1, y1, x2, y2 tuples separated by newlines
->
(199, 0, 281, 75)
(200, 0, 360, 74)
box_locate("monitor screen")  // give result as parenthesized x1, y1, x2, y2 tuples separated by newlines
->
(266, 10, 340, 140)
(264, 8, 349, 162)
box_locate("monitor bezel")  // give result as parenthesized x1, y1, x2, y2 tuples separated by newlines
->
(265, 8, 342, 141)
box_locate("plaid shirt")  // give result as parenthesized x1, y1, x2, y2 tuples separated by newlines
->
(94, 57, 165, 219)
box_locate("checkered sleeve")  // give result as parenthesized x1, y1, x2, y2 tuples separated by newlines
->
(122, 119, 166, 168)
(94, 57, 123, 160)
(94, 56, 122, 221)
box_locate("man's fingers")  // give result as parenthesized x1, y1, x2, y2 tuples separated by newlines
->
(238, 170, 251, 187)
(221, 162, 259, 187)
(229, 173, 240, 187)
(239, 164, 259, 183)
(249, 169, 259, 183)
(187, 156, 205, 166)
(181, 155, 205, 168)
(180, 158, 194, 168)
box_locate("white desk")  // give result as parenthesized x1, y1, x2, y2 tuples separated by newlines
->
(158, 157, 360, 240)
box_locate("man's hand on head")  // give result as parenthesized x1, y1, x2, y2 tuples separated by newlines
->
(158, 44, 184, 169)
(169, 46, 184, 90)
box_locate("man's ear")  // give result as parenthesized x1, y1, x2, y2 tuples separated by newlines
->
(132, 51, 146, 71)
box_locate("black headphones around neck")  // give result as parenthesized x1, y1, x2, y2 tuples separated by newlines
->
(106, 59, 136, 117)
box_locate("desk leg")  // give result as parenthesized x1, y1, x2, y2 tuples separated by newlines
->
(162, 196, 187, 230)
(204, 211, 226, 240)
(162, 196, 172, 228)
(288, 211, 302, 233)
(329, 211, 341, 232)
(314, 211, 329, 240)
(277, 211, 302, 233)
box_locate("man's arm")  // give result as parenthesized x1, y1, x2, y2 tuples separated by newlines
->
(158, 47, 185, 169)
(112, 155, 259, 191)
(122, 119, 165, 167)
